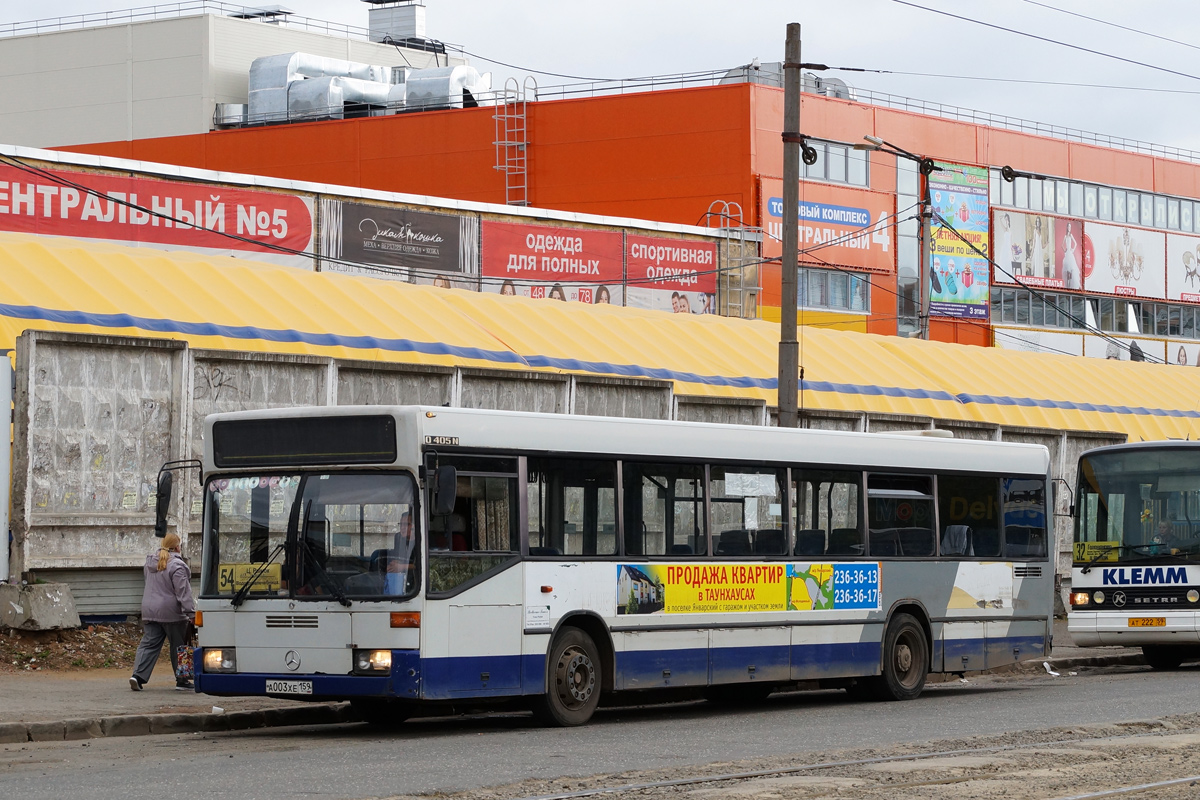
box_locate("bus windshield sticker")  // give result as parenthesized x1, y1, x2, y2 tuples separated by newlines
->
(616, 562, 881, 615)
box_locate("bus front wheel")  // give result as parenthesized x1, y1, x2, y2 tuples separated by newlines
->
(533, 627, 601, 727)
(869, 613, 929, 701)
(1142, 645, 1187, 670)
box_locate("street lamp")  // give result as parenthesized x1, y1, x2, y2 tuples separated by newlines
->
(855, 135, 941, 338)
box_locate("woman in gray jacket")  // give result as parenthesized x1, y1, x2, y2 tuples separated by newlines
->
(129, 533, 196, 691)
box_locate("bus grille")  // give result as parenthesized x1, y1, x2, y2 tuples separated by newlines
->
(1014, 566, 1042, 578)
(264, 614, 320, 629)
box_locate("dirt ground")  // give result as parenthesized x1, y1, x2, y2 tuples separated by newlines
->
(379, 713, 1200, 800)
(0, 623, 147, 673)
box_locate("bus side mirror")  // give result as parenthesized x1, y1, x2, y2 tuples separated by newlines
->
(433, 465, 457, 517)
(154, 471, 174, 538)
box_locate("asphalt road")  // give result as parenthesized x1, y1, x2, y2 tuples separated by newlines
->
(2, 666, 1198, 800)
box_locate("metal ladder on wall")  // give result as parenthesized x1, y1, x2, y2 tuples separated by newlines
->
(493, 77, 537, 206)
(704, 200, 763, 319)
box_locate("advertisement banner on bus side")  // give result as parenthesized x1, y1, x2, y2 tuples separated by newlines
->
(481, 220, 623, 304)
(0, 163, 315, 267)
(760, 179, 894, 272)
(625, 234, 718, 315)
(616, 562, 880, 615)
(929, 163, 990, 319)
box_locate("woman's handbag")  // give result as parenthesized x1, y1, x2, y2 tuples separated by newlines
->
(175, 621, 197, 681)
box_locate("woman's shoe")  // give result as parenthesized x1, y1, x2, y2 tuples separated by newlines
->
(175, 680, 194, 691)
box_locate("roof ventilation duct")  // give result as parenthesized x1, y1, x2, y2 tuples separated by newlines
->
(405, 65, 491, 110)
(247, 52, 392, 122)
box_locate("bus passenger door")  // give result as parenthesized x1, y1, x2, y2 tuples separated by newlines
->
(422, 456, 524, 700)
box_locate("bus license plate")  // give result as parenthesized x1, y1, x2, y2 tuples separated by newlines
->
(265, 680, 312, 695)
(1127, 617, 1166, 627)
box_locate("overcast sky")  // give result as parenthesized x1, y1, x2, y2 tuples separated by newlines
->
(9, 1, 1200, 153)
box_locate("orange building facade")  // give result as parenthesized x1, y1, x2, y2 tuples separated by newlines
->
(63, 82, 1200, 359)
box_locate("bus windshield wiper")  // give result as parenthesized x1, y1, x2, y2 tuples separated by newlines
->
(298, 509, 352, 607)
(230, 542, 286, 607)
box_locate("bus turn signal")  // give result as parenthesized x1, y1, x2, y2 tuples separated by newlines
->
(390, 612, 420, 628)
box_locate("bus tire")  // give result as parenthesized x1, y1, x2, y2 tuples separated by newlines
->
(533, 627, 601, 727)
(351, 698, 412, 727)
(869, 612, 928, 701)
(1142, 645, 1187, 670)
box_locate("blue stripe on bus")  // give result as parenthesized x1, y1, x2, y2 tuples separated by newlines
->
(790, 641, 881, 681)
(6, 302, 1200, 419)
(197, 635, 1046, 700)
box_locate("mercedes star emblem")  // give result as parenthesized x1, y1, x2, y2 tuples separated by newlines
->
(284, 650, 301, 671)
(1113, 591, 1127, 608)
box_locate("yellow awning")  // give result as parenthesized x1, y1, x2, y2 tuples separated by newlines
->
(0, 232, 1195, 442)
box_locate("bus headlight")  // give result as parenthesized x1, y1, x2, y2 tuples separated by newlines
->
(353, 650, 392, 674)
(1093, 591, 1105, 604)
(1069, 592, 1090, 607)
(1189, 590, 1199, 603)
(203, 648, 237, 673)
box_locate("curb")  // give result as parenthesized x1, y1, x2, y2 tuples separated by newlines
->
(0, 653, 1147, 743)
(0, 702, 354, 744)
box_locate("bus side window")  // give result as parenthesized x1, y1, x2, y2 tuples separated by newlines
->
(867, 474, 935, 558)
(1003, 477, 1047, 559)
(428, 455, 520, 594)
(937, 474, 1001, 558)
(527, 458, 618, 556)
(623, 462, 706, 557)
(709, 466, 786, 556)
(792, 470, 862, 556)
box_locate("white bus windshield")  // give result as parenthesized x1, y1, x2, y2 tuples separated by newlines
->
(202, 472, 418, 600)
(1076, 449, 1200, 564)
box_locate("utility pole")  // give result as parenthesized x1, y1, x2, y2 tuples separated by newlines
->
(919, 174, 933, 339)
(777, 22, 801, 428)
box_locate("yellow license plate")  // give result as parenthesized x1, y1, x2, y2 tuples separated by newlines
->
(1128, 617, 1166, 627)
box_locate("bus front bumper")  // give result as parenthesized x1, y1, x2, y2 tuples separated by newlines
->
(1068, 611, 1200, 647)
(194, 648, 421, 699)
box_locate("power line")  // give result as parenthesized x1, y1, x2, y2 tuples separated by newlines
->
(892, 0, 1200, 84)
(1019, 0, 1200, 54)
(827, 66, 1200, 96)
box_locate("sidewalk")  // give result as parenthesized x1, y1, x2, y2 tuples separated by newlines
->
(0, 619, 1142, 743)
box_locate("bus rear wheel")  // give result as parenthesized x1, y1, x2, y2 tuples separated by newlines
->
(868, 613, 929, 701)
(533, 627, 601, 727)
(1142, 645, 1187, 670)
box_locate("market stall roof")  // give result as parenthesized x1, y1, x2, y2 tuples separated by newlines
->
(1, 232, 1194, 441)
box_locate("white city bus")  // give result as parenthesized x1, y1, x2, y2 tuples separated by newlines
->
(1069, 441, 1200, 669)
(176, 405, 1054, 726)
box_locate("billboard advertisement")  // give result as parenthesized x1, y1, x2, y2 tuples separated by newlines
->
(1168, 341, 1200, 367)
(1167, 233, 1200, 303)
(760, 178, 894, 272)
(0, 163, 314, 267)
(1083, 222, 1166, 298)
(1082, 335, 1164, 362)
(321, 200, 477, 287)
(929, 163, 990, 319)
(625, 234, 718, 314)
(481, 220, 623, 304)
(992, 210, 1085, 290)
(991, 326, 1084, 357)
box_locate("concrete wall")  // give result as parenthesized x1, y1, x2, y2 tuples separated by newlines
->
(8, 330, 1126, 615)
(0, 13, 458, 148)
